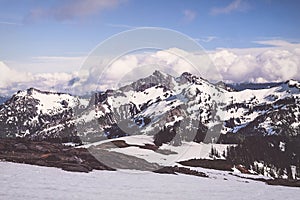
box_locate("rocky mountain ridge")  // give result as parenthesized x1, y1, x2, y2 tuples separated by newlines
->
(0, 71, 300, 144)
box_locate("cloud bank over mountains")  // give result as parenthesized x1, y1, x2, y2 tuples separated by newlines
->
(1, 40, 300, 96)
(0, 61, 76, 96)
(211, 47, 300, 83)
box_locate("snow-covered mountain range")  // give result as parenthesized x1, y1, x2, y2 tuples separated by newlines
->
(1, 70, 300, 144)
(1, 70, 300, 180)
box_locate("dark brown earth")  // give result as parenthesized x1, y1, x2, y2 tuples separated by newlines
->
(178, 158, 234, 171)
(230, 172, 300, 187)
(179, 158, 300, 187)
(0, 138, 207, 178)
(154, 166, 208, 177)
(0, 138, 115, 173)
(97, 140, 177, 155)
(265, 179, 300, 187)
(1, 138, 299, 187)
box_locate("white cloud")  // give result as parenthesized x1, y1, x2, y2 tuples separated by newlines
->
(210, 0, 250, 15)
(77, 47, 219, 93)
(2, 40, 300, 96)
(90, 40, 300, 87)
(26, 0, 126, 22)
(254, 40, 294, 47)
(257, 50, 299, 81)
(7, 56, 85, 73)
(182, 10, 197, 22)
(210, 41, 300, 83)
(195, 36, 218, 43)
(0, 61, 31, 87)
(0, 61, 77, 96)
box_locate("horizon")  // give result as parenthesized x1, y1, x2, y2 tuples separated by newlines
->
(0, 69, 297, 98)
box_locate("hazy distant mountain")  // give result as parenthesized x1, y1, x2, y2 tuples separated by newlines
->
(226, 82, 284, 91)
(0, 96, 8, 104)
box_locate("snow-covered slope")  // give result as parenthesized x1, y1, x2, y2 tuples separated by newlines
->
(1, 162, 299, 200)
(0, 88, 89, 141)
(89, 71, 300, 143)
(83, 135, 231, 166)
(221, 80, 300, 137)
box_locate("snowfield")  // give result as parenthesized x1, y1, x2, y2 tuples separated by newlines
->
(82, 135, 231, 166)
(1, 162, 299, 200)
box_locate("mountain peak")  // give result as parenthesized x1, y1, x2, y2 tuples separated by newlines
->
(119, 70, 174, 92)
(177, 72, 201, 84)
(286, 79, 300, 88)
(15, 88, 71, 99)
(152, 70, 169, 78)
(16, 87, 41, 96)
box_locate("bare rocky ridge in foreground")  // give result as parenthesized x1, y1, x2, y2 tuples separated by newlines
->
(1, 137, 299, 187)
(0, 137, 113, 173)
(0, 138, 208, 178)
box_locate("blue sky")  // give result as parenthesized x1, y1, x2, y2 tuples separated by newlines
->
(1, 0, 300, 95)
(1, 0, 300, 60)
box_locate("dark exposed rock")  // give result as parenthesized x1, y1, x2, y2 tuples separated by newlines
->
(14, 143, 28, 151)
(41, 154, 61, 161)
(153, 166, 176, 174)
(0, 143, 4, 150)
(178, 159, 233, 172)
(60, 163, 92, 173)
(0, 138, 176, 173)
(154, 166, 208, 177)
(266, 179, 300, 187)
(88, 147, 161, 171)
(94, 140, 177, 155)
(230, 173, 300, 188)
(0, 138, 114, 172)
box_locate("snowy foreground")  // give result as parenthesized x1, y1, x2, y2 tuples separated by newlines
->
(1, 162, 299, 200)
